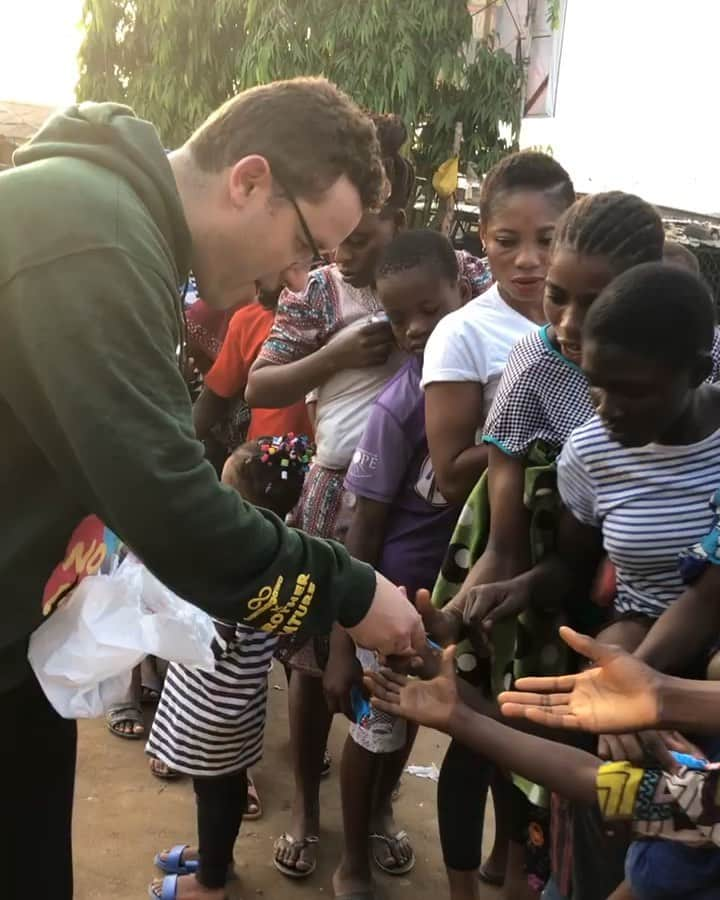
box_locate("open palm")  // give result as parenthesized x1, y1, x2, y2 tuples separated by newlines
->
(365, 645, 460, 733)
(498, 627, 662, 733)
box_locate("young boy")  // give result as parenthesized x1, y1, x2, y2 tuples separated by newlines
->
(328, 230, 471, 900)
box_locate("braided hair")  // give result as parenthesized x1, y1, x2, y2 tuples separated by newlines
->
(371, 114, 416, 215)
(553, 191, 665, 272)
(585, 262, 715, 369)
(480, 151, 575, 223)
(223, 434, 314, 519)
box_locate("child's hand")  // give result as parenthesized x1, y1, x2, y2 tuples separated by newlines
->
(384, 637, 443, 680)
(499, 627, 663, 733)
(462, 576, 532, 634)
(323, 634, 363, 721)
(326, 320, 395, 370)
(415, 588, 465, 647)
(364, 645, 461, 734)
(598, 729, 704, 773)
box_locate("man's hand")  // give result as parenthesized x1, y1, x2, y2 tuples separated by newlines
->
(364, 645, 461, 733)
(346, 572, 426, 658)
(498, 626, 663, 733)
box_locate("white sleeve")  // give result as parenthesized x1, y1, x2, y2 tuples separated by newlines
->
(421, 312, 489, 388)
(557, 434, 599, 527)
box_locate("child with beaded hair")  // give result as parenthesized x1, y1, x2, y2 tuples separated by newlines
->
(147, 434, 314, 900)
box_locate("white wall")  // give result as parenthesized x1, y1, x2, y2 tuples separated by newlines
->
(521, 0, 720, 214)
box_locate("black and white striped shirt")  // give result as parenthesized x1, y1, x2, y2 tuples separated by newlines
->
(559, 415, 720, 619)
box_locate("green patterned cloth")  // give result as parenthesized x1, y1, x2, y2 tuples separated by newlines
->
(431, 441, 568, 807)
(431, 440, 569, 694)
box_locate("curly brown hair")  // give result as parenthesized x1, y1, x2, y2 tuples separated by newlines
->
(186, 77, 385, 211)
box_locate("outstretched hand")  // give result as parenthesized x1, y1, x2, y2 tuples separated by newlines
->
(415, 588, 464, 647)
(364, 645, 460, 734)
(498, 626, 663, 734)
(462, 576, 531, 633)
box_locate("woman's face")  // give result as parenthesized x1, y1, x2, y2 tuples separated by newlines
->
(481, 190, 566, 310)
(335, 210, 402, 288)
(583, 340, 696, 447)
(543, 248, 617, 365)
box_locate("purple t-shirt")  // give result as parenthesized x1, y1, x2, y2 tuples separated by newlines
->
(344, 356, 461, 597)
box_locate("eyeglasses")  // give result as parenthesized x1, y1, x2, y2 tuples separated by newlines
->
(274, 175, 329, 268)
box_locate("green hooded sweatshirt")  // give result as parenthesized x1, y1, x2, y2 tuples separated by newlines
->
(0, 103, 375, 691)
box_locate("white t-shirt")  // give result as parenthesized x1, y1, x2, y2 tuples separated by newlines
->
(313, 319, 405, 468)
(421, 283, 540, 417)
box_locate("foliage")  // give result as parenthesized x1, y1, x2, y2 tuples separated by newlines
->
(77, 0, 523, 179)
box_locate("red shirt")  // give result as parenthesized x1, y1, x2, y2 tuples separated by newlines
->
(204, 304, 312, 441)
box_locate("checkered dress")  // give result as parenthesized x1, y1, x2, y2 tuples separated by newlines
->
(483, 325, 720, 456)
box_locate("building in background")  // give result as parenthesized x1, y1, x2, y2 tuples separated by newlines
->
(0, 100, 52, 166)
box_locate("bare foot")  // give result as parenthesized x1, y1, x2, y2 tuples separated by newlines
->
(332, 859, 375, 899)
(149, 873, 225, 899)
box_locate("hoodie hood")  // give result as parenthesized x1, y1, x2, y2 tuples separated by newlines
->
(14, 102, 192, 279)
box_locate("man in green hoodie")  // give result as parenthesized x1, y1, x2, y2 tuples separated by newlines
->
(0, 77, 423, 899)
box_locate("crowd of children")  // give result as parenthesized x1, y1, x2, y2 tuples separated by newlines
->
(134, 138, 720, 900)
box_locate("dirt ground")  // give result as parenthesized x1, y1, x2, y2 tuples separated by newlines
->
(74, 666, 497, 899)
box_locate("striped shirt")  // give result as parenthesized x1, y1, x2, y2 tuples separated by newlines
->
(146, 625, 277, 777)
(558, 415, 720, 619)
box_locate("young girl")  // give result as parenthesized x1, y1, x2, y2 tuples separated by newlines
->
(332, 230, 473, 900)
(422, 150, 575, 506)
(421, 151, 575, 899)
(427, 193, 670, 900)
(246, 116, 490, 879)
(147, 434, 313, 900)
(427, 262, 720, 900)
(366, 647, 720, 900)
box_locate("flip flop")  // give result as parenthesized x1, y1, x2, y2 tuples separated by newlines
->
(478, 863, 505, 887)
(272, 833, 319, 878)
(148, 875, 192, 900)
(148, 874, 228, 899)
(141, 684, 161, 704)
(149, 758, 181, 781)
(244, 773, 262, 820)
(106, 703, 145, 740)
(370, 830, 416, 875)
(154, 844, 199, 876)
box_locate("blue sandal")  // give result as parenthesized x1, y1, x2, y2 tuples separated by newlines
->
(149, 873, 228, 899)
(154, 844, 199, 876)
(148, 874, 179, 899)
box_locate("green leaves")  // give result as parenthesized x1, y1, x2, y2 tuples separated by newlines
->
(77, 0, 522, 176)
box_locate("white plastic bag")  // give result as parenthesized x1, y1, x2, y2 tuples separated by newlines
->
(28, 555, 217, 718)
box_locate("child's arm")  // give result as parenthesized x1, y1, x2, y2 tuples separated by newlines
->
(345, 496, 390, 569)
(247, 320, 394, 408)
(368, 646, 601, 805)
(633, 564, 720, 673)
(500, 627, 720, 734)
(424, 380, 489, 505)
(323, 496, 392, 718)
(420, 445, 531, 643)
(193, 385, 231, 441)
